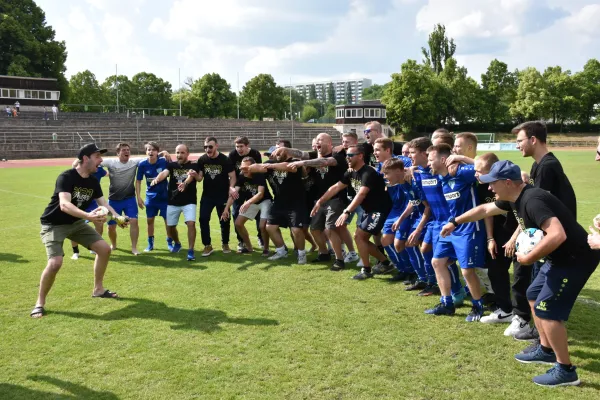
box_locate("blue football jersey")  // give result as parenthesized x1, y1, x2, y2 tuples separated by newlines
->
(136, 158, 169, 201)
(386, 183, 409, 220)
(439, 164, 481, 234)
(413, 165, 450, 224)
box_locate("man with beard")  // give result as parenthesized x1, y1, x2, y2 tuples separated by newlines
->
(362, 121, 404, 167)
(31, 144, 128, 318)
(312, 145, 392, 279)
(152, 144, 197, 261)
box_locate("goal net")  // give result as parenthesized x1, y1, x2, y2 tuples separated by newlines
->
(472, 132, 495, 143)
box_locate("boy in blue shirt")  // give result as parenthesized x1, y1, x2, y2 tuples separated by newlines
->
(135, 141, 173, 252)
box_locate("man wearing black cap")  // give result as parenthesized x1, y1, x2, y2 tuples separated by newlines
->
(31, 144, 129, 318)
(441, 160, 599, 387)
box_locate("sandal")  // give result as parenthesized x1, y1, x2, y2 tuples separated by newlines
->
(30, 306, 45, 318)
(92, 289, 118, 298)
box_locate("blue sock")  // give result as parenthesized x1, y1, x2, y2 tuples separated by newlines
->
(407, 247, 427, 282)
(398, 249, 413, 273)
(422, 250, 436, 284)
(384, 245, 404, 271)
(443, 295, 454, 307)
(148, 236, 154, 246)
(167, 237, 173, 244)
(449, 262, 463, 295)
(472, 298, 483, 310)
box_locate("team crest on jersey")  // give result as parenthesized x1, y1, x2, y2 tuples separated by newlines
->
(448, 179, 456, 190)
(273, 170, 287, 184)
(421, 178, 437, 186)
(316, 166, 329, 179)
(204, 164, 223, 179)
(73, 187, 94, 208)
(350, 178, 362, 194)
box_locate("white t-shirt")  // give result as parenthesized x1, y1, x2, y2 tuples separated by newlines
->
(52, 106, 58, 113)
(101, 158, 143, 200)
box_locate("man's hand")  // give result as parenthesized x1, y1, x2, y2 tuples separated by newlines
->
(115, 215, 130, 229)
(177, 182, 187, 192)
(487, 238, 497, 259)
(589, 226, 600, 250)
(335, 212, 349, 227)
(188, 169, 198, 178)
(310, 201, 321, 217)
(448, 163, 459, 176)
(229, 187, 239, 200)
(150, 178, 159, 187)
(503, 238, 516, 258)
(240, 201, 251, 214)
(391, 218, 401, 232)
(406, 228, 422, 247)
(137, 197, 145, 210)
(287, 161, 304, 171)
(445, 155, 465, 167)
(86, 209, 107, 224)
(220, 208, 230, 221)
(440, 222, 455, 237)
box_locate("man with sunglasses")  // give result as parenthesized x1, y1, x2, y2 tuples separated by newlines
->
(362, 121, 404, 167)
(312, 145, 392, 279)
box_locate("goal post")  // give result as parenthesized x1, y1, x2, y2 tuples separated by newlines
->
(472, 132, 495, 144)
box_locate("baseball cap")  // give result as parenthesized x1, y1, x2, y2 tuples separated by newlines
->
(479, 160, 522, 183)
(78, 143, 107, 160)
(264, 146, 277, 156)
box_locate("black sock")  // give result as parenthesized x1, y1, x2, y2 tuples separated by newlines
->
(558, 362, 574, 371)
(540, 345, 554, 354)
(377, 245, 385, 254)
(336, 259, 345, 264)
(382, 259, 390, 266)
(363, 266, 372, 273)
(72, 246, 79, 254)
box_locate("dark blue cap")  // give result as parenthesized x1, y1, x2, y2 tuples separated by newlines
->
(479, 160, 522, 183)
(264, 145, 277, 156)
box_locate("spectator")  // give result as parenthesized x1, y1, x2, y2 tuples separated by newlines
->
(52, 104, 58, 120)
(44, 107, 49, 121)
(14, 100, 20, 113)
(5, 106, 10, 117)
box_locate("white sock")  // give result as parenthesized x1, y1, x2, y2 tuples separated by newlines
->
(298, 249, 306, 256)
(277, 246, 286, 253)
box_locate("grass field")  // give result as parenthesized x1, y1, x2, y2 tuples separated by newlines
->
(1, 150, 599, 399)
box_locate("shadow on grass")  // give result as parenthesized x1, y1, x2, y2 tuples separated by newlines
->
(107, 252, 208, 271)
(0, 252, 28, 264)
(0, 375, 118, 399)
(53, 297, 279, 332)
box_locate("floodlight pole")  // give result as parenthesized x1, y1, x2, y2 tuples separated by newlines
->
(116, 64, 119, 113)
(179, 68, 182, 117)
(237, 72, 240, 119)
(290, 77, 294, 148)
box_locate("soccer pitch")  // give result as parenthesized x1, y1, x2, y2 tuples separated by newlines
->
(1, 151, 599, 399)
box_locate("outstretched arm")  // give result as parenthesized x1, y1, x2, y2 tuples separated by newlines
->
(440, 202, 505, 237)
(289, 157, 338, 170)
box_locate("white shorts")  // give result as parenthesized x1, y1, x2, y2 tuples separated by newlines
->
(167, 204, 197, 226)
(239, 200, 272, 221)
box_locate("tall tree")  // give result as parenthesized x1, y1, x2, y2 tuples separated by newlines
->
(421, 23, 456, 75)
(572, 59, 600, 124)
(362, 83, 388, 100)
(345, 82, 353, 104)
(302, 104, 319, 122)
(543, 66, 576, 125)
(308, 84, 317, 101)
(102, 75, 135, 110)
(510, 67, 549, 121)
(382, 59, 438, 132)
(0, 0, 69, 98)
(67, 70, 108, 111)
(240, 74, 284, 120)
(189, 73, 236, 118)
(327, 82, 335, 104)
(480, 59, 518, 124)
(131, 72, 173, 111)
(437, 58, 483, 124)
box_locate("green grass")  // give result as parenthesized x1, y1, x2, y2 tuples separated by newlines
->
(1, 151, 599, 399)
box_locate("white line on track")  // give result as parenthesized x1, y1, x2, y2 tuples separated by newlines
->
(0, 189, 48, 200)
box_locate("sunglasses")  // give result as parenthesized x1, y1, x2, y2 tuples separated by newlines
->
(363, 129, 371, 136)
(204, 145, 214, 150)
(346, 153, 358, 158)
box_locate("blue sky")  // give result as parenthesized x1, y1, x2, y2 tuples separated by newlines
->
(36, 0, 600, 90)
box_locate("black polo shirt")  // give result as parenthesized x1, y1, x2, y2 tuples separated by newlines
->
(529, 152, 576, 218)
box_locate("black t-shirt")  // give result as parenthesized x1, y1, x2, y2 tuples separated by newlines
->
(197, 153, 234, 199)
(236, 173, 272, 203)
(40, 169, 103, 225)
(265, 158, 306, 208)
(495, 186, 599, 268)
(362, 141, 404, 167)
(228, 148, 262, 174)
(303, 172, 318, 207)
(309, 152, 348, 199)
(341, 164, 391, 214)
(167, 161, 197, 206)
(529, 152, 577, 218)
(476, 182, 517, 239)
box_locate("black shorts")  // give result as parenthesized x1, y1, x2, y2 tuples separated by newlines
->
(358, 209, 389, 236)
(267, 202, 308, 229)
(527, 260, 597, 321)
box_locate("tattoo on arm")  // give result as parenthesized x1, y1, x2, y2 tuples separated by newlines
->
(302, 158, 337, 168)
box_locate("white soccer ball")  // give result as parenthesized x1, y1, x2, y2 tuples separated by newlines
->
(516, 228, 544, 255)
(96, 206, 109, 216)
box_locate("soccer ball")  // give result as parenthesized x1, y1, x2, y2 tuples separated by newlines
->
(96, 206, 109, 216)
(516, 228, 544, 255)
(594, 214, 600, 228)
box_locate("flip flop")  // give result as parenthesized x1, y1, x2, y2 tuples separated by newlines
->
(92, 290, 118, 298)
(30, 306, 45, 318)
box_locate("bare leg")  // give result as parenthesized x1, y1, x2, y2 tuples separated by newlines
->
(129, 218, 139, 255)
(338, 225, 356, 252)
(540, 319, 571, 364)
(462, 269, 482, 300)
(147, 217, 155, 237)
(303, 227, 317, 251)
(89, 240, 113, 295)
(93, 221, 104, 236)
(259, 219, 270, 251)
(108, 225, 117, 249)
(326, 228, 343, 260)
(186, 221, 196, 250)
(354, 229, 373, 266)
(235, 216, 253, 251)
(432, 258, 451, 296)
(267, 224, 285, 248)
(168, 226, 180, 245)
(291, 227, 305, 250)
(34, 256, 64, 310)
(311, 229, 328, 254)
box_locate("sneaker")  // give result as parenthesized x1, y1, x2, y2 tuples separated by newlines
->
(344, 251, 359, 263)
(201, 245, 213, 257)
(145, 237, 155, 252)
(311, 253, 331, 263)
(425, 302, 455, 316)
(452, 288, 467, 307)
(521, 339, 541, 354)
(403, 273, 418, 285)
(238, 248, 251, 254)
(222, 244, 231, 254)
(357, 258, 364, 267)
(257, 237, 264, 248)
(187, 250, 195, 261)
(297, 252, 307, 265)
(71, 253, 80, 260)
(372, 261, 394, 275)
(388, 272, 408, 282)
(237, 242, 244, 252)
(268, 250, 288, 261)
(405, 280, 428, 291)
(504, 315, 530, 337)
(533, 364, 580, 387)
(466, 305, 484, 322)
(171, 243, 182, 253)
(353, 268, 374, 280)
(514, 344, 556, 365)
(480, 308, 514, 324)
(418, 284, 440, 297)
(514, 326, 540, 342)
(261, 250, 270, 257)
(167, 238, 174, 252)
(330, 260, 345, 271)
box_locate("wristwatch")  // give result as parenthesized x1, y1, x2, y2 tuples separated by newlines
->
(449, 217, 458, 227)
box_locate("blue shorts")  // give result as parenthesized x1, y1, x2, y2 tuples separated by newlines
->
(85, 200, 98, 213)
(527, 261, 597, 321)
(425, 221, 444, 247)
(145, 199, 168, 219)
(433, 230, 485, 269)
(108, 197, 138, 225)
(382, 216, 413, 240)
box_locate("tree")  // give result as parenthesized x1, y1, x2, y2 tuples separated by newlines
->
(543, 66, 576, 125)
(382, 59, 438, 132)
(282, 89, 305, 119)
(480, 59, 518, 124)
(437, 58, 483, 125)
(302, 105, 319, 122)
(0, 0, 69, 98)
(345, 82, 353, 104)
(240, 74, 284, 120)
(66, 70, 108, 111)
(572, 59, 600, 124)
(102, 75, 135, 111)
(362, 84, 388, 100)
(189, 73, 236, 118)
(308, 84, 317, 101)
(327, 82, 335, 104)
(324, 103, 336, 119)
(131, 72, 173, 111)
(307, 99, 324, 118)
(510, 67, 549, 121)
(421, 24, 456, 75)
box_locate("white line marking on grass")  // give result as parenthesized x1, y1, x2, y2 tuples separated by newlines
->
(0, 189, 47, 200)
(577, 298, 600, 307)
